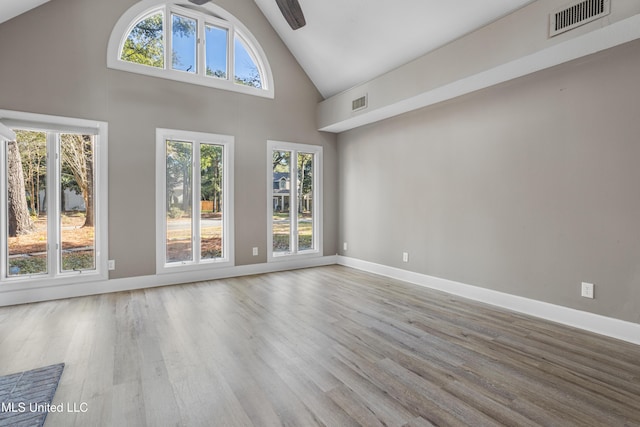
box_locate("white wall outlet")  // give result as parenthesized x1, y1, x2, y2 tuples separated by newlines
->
(252, 247, 259, 256)
(581, 282, 594, 299)
(343, 242, 348, 251)
(402, 252, 409, 263)
(108, 260, 115, 270)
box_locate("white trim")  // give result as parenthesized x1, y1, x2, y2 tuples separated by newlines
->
(107, 0, 274, 98)
(0, 110, 108, 288)
(318, 13, 640, 133)
(156, 128, 234, 273)
(0, 133, 7, 281)
(0, 255, 337, 307)
(2, 251, 638, 346)
(0, 0, 50, 26)
(337, 256, 640, 346)
(0, 110, 106, 133)
(267, 140, 323, 262)
(0, 123, 16, 141)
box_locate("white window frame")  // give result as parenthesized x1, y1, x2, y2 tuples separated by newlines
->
(107, 0, 274, 99)
(156, 128, 234, 273)
(0, 110, 108, 289)
(267, 140, 322, 262)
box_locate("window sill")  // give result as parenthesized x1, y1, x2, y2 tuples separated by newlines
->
(268, 251, 322, 263)
(108, 61, 274, 99)
(156, 259, 234, 275)
(0, 270, 108, 293)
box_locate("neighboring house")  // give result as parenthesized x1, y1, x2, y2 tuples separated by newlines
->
(63, 189, 85, 211)
(34, 189, 85, 213)
(273, 172, 290, 212)
(272, 172, 313, 213)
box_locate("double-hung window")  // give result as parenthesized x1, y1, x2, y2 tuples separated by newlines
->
(156, 129, 234, 272)
(0, 110, 108, 286)
(268, 141, 322, 260)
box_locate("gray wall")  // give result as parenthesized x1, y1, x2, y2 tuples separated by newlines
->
(338, 40, 640, 324)
(0, 0, 338, 279)
(318, 0, 640, 132)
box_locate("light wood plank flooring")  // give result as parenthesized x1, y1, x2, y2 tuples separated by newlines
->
(1, 265, 639, 426)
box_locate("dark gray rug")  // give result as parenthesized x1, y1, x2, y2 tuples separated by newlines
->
(0, 363, 65, 427)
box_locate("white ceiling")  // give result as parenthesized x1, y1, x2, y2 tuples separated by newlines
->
(254, 0, 533, 98)
(0, 0, 49, 25)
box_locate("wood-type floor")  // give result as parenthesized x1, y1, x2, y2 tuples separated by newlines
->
(0, 265, 639, 426)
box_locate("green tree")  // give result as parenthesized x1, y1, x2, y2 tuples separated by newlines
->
(235, 68, 262, 89)
(166, 141, 192, 213)
(273, 150, 289, 172)
(7, 139, 33, 237)
(206, 67, 226, 79)
(121, 12, 164, 67)
(121, 12, 198, 69)
(297, 153, 312, 214)
(200, 145, 223, 212)
(61, 134, 94, 227)
(16, 130, 46, 215)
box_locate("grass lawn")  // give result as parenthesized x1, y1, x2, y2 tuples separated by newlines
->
(8, 212, 95, 275)
(273, 211, 313, 251)
(165, 215, 224, 261)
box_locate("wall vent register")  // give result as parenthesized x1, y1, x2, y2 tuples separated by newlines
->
(352, 95, 367, 112)
(550, 0, 610, 37)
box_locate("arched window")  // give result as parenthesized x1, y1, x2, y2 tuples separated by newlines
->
(108, 1, 274, 98)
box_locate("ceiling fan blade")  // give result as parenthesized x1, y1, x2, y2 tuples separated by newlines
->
(188, 0, 210, 5)
(275, 0, 306, 30)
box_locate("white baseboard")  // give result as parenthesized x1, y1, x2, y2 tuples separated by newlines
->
(0, 255, 338, 307)
(4, 254, 638, 346)
(337, 256, 640, 346)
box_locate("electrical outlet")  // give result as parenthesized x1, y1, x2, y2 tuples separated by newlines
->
(108, 260, 115, 270)
(252, 247, 259, 256)
(343, 242, 348, 251)
(581, 282, 594, 299)
(402, 252, 409, 263)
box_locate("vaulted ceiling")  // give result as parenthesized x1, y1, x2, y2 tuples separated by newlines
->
(1, 0, 534, 99)
(254, 0, 534, 98)
(0, 0, 49, 25)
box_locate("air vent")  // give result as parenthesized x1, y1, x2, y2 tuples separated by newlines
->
(550, 0, 610, 37)
(352, 95, 367, 112)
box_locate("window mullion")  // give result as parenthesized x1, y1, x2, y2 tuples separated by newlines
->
(0, 142, 7, 280)
(290, 150, 298, 255)
(221, 145, 229, 260)
(164, 6, 170, 71)
(193, 142, 201, 263)
(228, 27, 235, 83)
(312, 153, 319, 251)
(197, 17, 205, 77)
(48, 132, 60, 276)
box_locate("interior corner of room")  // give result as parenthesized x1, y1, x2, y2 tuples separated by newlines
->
(0, 0, 638, 341)
(1, 0, 640, 423)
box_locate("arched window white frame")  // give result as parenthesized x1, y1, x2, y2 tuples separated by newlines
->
(107, 0, 274, 98)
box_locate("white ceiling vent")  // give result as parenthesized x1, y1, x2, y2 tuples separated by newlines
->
(550, 0, 610, 37)
(352, 95, 367, 112)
